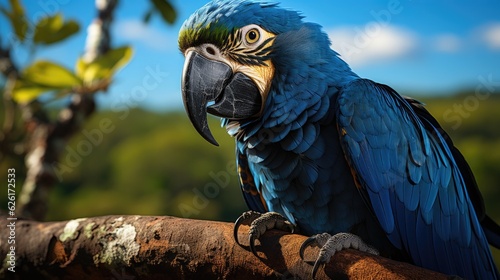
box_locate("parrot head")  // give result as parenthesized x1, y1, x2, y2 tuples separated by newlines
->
(178, 0, 305, 145)
(179, 0, 352, 146)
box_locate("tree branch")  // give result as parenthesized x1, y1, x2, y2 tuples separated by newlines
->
(0, 215, 452, 279)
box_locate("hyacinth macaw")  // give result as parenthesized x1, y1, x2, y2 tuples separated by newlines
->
(178, 0, 500, 278)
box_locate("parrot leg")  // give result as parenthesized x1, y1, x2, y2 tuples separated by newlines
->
(233, 210, 296, 257)
(300, 232, 379, 279)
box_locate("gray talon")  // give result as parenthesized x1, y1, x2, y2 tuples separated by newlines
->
(300, 232, 379, 279)
(299, 233, 331, 260)
(234, 210, 262, 246)
(233, 211, 296, 257)
(299, 236, 316, 260)
(249, 233, 258, 257)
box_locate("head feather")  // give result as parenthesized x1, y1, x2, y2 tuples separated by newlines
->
(178, 0, 303, 52)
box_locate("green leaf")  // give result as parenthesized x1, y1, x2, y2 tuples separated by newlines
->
(12, 16, 28, 42)
(0, 0, 28, 42)
(143, 7, 154, 24)
(78, 46, 134, 83)
(23, 60, 82, 88)
(75, 57, 87, 79)
(151, 0, 176, 24)
(33, 13, 80, 45)
(9, 0, 23, 15)
(11, 79, 53, 104)
(13, 60, 82, 103)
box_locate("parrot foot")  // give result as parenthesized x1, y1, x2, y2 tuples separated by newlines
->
(233, 210, 296, 257)
(299, 232, 379, 279)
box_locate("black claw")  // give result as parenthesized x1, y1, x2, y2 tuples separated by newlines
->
(233, 211, 295, 259)
(299, 236, 317, 260)
(233, 211, 261, 247)
(249, 234, 258, 257)
(233, 214, 246, 246)
(312, 260, 325, 280)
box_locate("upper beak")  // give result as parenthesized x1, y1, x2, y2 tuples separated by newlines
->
(181, 50, 262, 146)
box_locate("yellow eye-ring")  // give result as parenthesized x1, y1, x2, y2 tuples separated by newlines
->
(245, 28, 260, 44)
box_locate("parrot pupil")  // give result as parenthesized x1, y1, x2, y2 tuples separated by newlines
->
(246, 29, 259, 43)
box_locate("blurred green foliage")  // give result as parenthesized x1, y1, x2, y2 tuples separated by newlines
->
(42, 109, 247, 222)
(1, 91, 499, 266)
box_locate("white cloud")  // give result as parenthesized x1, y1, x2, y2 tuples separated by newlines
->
(478, 23, 500, 50)
(432, 34, 461, 53)
(115, 19, 176, 51)
(327, 25, 418, 67)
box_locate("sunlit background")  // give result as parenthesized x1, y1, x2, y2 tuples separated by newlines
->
(2, 0, 499, 110)
(1, 0, 499, 267)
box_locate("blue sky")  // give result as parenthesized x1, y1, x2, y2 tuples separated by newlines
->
(2, 0, 500, 111)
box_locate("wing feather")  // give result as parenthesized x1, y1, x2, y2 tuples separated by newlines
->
(335, 78, 498, 279)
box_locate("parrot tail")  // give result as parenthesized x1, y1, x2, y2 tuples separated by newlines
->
(482, 215, 500, 249)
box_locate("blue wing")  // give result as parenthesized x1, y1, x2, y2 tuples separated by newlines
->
(236, 142, 268, 213)
(336, 78, 499, 279)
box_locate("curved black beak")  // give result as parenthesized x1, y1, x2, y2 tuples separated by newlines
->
(181, 51, 231, 146)
(181, 51, 262, 146)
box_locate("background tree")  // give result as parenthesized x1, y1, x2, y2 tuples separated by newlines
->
(0, 0, 176, 221)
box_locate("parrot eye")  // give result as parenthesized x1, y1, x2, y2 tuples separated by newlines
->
(245, 28, 260, 44)
(240, 24, 267, 47)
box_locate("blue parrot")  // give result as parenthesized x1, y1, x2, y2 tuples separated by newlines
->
(178, 0, 500, 279)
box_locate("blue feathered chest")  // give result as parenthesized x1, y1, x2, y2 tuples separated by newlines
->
(229, 82, 371, 236)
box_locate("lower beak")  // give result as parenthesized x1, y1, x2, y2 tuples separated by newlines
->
(181, 51, 262, 146)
